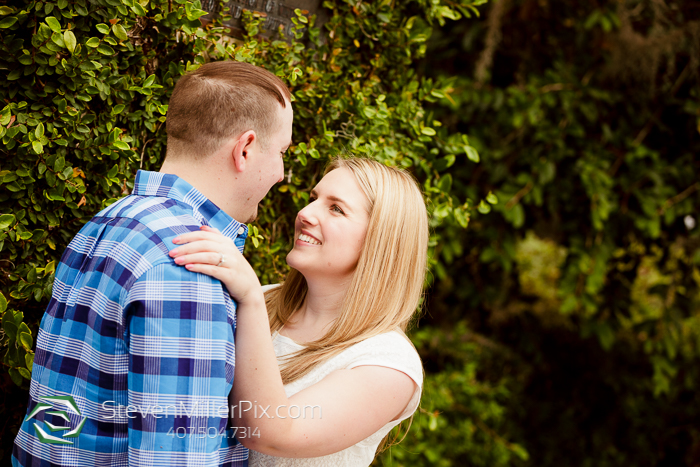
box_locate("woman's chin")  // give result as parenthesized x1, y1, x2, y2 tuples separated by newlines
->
(285, 250, 305, 272)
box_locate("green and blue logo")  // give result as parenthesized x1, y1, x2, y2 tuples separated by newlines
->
(25, 396, 86, 445)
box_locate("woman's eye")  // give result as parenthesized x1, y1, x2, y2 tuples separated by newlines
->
(331, 205, 344, 215)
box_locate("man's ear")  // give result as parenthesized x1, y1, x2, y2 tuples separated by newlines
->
(231, 130, 256, 173)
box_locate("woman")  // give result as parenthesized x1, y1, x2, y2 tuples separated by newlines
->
(169, 157, 428, 466)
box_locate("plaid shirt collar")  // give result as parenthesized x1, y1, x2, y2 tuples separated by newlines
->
(132, 170, 248, 245)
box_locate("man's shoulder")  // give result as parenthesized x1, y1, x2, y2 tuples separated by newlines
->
(96, 193, 202, 239)
(68, 194, 202, 271)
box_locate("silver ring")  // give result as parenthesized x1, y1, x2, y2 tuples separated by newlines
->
(216, 253, 225, 267)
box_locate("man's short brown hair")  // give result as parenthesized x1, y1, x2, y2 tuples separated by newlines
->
(166, 61, 291, 159)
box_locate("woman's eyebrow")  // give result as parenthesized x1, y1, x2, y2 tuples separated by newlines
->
(327, 195, 350, 208)
(310, 190, 353, 211)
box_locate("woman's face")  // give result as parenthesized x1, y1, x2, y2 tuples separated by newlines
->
(286, 168, 370, 282)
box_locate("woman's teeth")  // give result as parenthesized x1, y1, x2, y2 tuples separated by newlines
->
(298, 233, 321, 245)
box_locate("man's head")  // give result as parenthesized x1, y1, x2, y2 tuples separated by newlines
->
(163, 61, 293, 222)
(166, 61, 291, 158)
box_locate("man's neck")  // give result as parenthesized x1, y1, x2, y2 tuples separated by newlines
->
(159, 157, 247, 222)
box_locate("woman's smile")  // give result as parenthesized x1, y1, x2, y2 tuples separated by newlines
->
(297, 232, 322, 245)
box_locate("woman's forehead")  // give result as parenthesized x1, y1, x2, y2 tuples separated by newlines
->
(314, 168, 370, 212)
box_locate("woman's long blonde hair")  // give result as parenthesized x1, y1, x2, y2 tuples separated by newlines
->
(265, 157, 429, 384)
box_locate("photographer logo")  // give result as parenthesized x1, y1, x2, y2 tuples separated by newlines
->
(25, 396, 86, 445)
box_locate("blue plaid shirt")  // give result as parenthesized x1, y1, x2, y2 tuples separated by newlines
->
(13, 170, 249, 466)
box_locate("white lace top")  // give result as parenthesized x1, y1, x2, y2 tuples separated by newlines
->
(248, 290, 423, 466)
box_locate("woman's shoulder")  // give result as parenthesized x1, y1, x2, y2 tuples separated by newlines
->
(261, 283, 281, 293)
(344, 330, 423, 386)
(352, 330, 417, 352)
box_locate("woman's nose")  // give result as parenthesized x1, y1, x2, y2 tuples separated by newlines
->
(297, 204, 319, 226)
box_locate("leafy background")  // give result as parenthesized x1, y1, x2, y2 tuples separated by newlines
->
(1, 0, 699, 465)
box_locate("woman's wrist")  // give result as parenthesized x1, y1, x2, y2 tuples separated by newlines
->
(235, 289, 266, 310)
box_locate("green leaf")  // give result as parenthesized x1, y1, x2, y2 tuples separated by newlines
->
(0, 214, 15, 230)
(113, 141, 130, 150)
(0, 6, 14, 15)
(186, 8, 208, 21)
(64, 30, 76, 53)
(86, 37, 101, 48)
(35, 122, 45, 138)
(57, 0, 68, 9)
(44, 260, 56, 276)
(54, 156, 65, 172)
(112, 23, 128, 41)
(465, 145, 480, 163)
(0, 16, 18, 28)
(97, 44, 115, 55)
(32, 140, 43, 154)
(0, 292, 7, 312)
(18, 367, 31, 380)
(19, 332, 33, 351)
(428, 414, 438, 431)
(421, 127, 436, 136)
(109, 128, 120, 142)
(477, 199, 491, 214)
(3, 320, 17, 342)
(511, 444, 529, 461)
(96, 23, 110, 34)
(51, 31, 65, 47)
(486, 192, 498, 204)
(45, 16, 61, 33)
(131, 3, 146, 15)
(9, 368, 22, 386)
(438, 174, 452, 192)
(454, 207, 469, 228)
(25, 352, 34, 371)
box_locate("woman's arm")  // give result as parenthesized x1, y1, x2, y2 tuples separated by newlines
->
(169, 227, 417, 457)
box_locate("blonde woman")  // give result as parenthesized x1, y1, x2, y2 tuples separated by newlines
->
(168, 157, 428, 466)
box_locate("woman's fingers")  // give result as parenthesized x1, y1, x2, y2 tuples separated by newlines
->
(173, 233, 221, 245)
(170, 239, 239, 259)
(183, 262, 230, 282)
(182, 253, 261, 305)
(170, 225, 261, 304)
(172, 251, 223, 266)
(173, 228, 230, 245)
(200, 225, 222, 234)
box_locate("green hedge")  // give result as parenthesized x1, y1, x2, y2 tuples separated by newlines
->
(419, 1, 700, 465)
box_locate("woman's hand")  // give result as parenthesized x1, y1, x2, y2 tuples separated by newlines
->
(169, 225, 264, 306)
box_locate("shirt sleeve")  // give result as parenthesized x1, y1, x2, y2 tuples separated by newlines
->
(124, 262, 238, 465)
(345, 332, 424, 420)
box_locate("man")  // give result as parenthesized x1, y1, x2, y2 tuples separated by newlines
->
(13, 61, 293, 466)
